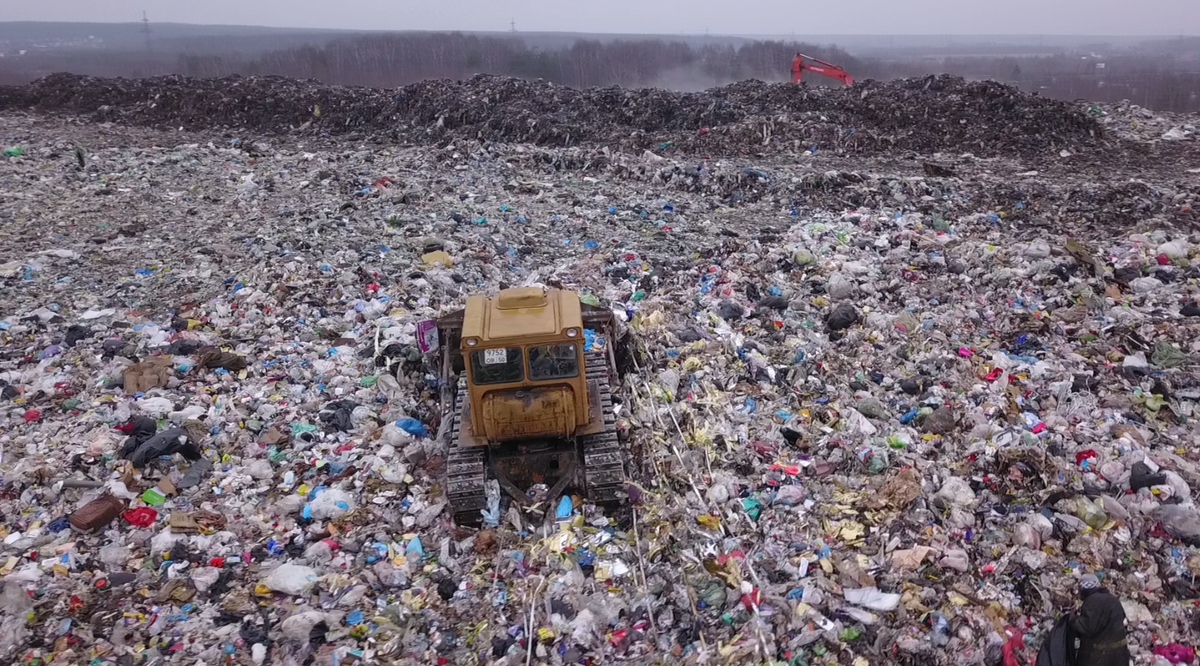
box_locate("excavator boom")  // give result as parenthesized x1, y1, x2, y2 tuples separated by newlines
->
(791, 53, 854, 86)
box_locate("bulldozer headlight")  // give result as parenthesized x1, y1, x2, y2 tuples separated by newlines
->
(465, 338, 478, 346)
(566, 328, 578, 338)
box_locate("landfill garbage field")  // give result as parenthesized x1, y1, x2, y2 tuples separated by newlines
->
(1, 73, 1200, 666)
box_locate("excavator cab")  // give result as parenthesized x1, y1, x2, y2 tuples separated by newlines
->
(436, 287, 626, 524)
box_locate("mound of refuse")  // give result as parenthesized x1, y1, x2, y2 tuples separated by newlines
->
(2, 102, 1200, 666)
(0, 72, 1104, 157)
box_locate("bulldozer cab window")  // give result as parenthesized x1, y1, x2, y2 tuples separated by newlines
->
(470, 347, 524, 385)
(528, 343, 579, 381)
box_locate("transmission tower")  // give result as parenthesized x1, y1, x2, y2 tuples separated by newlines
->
(141, 11, 152, 51)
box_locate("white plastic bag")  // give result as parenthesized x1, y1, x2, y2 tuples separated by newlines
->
(262, 563, 319, 596)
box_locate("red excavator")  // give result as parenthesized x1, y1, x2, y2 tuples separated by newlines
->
(791, 53, 854, 86)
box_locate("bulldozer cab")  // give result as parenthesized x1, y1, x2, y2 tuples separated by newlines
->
(437, 287, 626, 523)
(456, 287, 599, 446)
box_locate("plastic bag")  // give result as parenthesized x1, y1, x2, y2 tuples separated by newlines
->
(773, 485, 807, 507)
(827, 272, 857, 299)
(191, 567, 221, 592)
(934, 476, 976, 508)
(395, 418, 428, 437)
(99, 543, 132, 567)
(262, 563, 319, 596)
(1074, 497, 1108, 530)
(1156, 505, 1200, 546)
(844, 587, 901, 611)
(556, 495, 574, 519)
(308, 488, 355, 520)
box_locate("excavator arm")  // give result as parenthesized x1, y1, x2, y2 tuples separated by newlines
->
(792, 54, 854, 86)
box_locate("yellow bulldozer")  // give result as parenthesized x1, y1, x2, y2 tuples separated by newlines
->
(433, 287, 627, 524)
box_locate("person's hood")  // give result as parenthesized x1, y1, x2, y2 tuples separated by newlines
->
(1081, 586, 1110, 600)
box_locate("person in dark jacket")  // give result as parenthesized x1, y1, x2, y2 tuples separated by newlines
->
(1035, 615, 1075, 666)
(1070, 574, 1131, 666)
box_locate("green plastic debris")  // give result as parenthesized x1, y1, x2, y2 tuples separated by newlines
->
(839, 626, 862, 641)
(1075, 497, 1108, 530)
(3, 146, 22, 157)
(742, 497, 763, 520)
(291, 422, 319, 437)
(792, 249, 816, 265)
(360, 375, 378, 387)
(697, 579, 726, 607)
(1151, 340, 1191, 368)
(141, 487, 166, 506)
(885, 435, 907, 449)
(579, 293, 601, 307)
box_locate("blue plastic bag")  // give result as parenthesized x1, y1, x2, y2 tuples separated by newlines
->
(396, 418, 427, 437)
(406, 536, 424, 558)
(556, 495, 573, 519)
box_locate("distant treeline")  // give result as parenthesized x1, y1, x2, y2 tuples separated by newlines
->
(0, 33, 867, 89)
(1, 32, 1197, 111)
(943, 53, 1200, 113)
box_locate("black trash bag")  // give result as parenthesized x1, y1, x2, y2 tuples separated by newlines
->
(827, 302, 859, 331)
(127, 428, 202, 468)
(101, 339, 129, 357)
(165, 339, 203, 355)
(178, 458, 214, 489)
(437, 577, 457, 601)
(757, 295, 789, 311)
(319, 399, 357, 432)
(1129, 461, 1167, 491)
(716, 300, 743, 321)
(118, 417, 159, 458)
(308, 620, 329, 645)
(239, 618, 269, 647)
(64, 325, 92, 347)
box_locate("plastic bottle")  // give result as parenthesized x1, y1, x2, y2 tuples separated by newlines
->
(929, 612, 950, 646)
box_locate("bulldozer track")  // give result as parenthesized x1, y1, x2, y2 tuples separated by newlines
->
(444, 349, 625, 525)
(445, 378, 488, 524)
(581, 350, 625, 503)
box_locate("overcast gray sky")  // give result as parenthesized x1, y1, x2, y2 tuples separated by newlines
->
(6, 0, 1198, 36)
